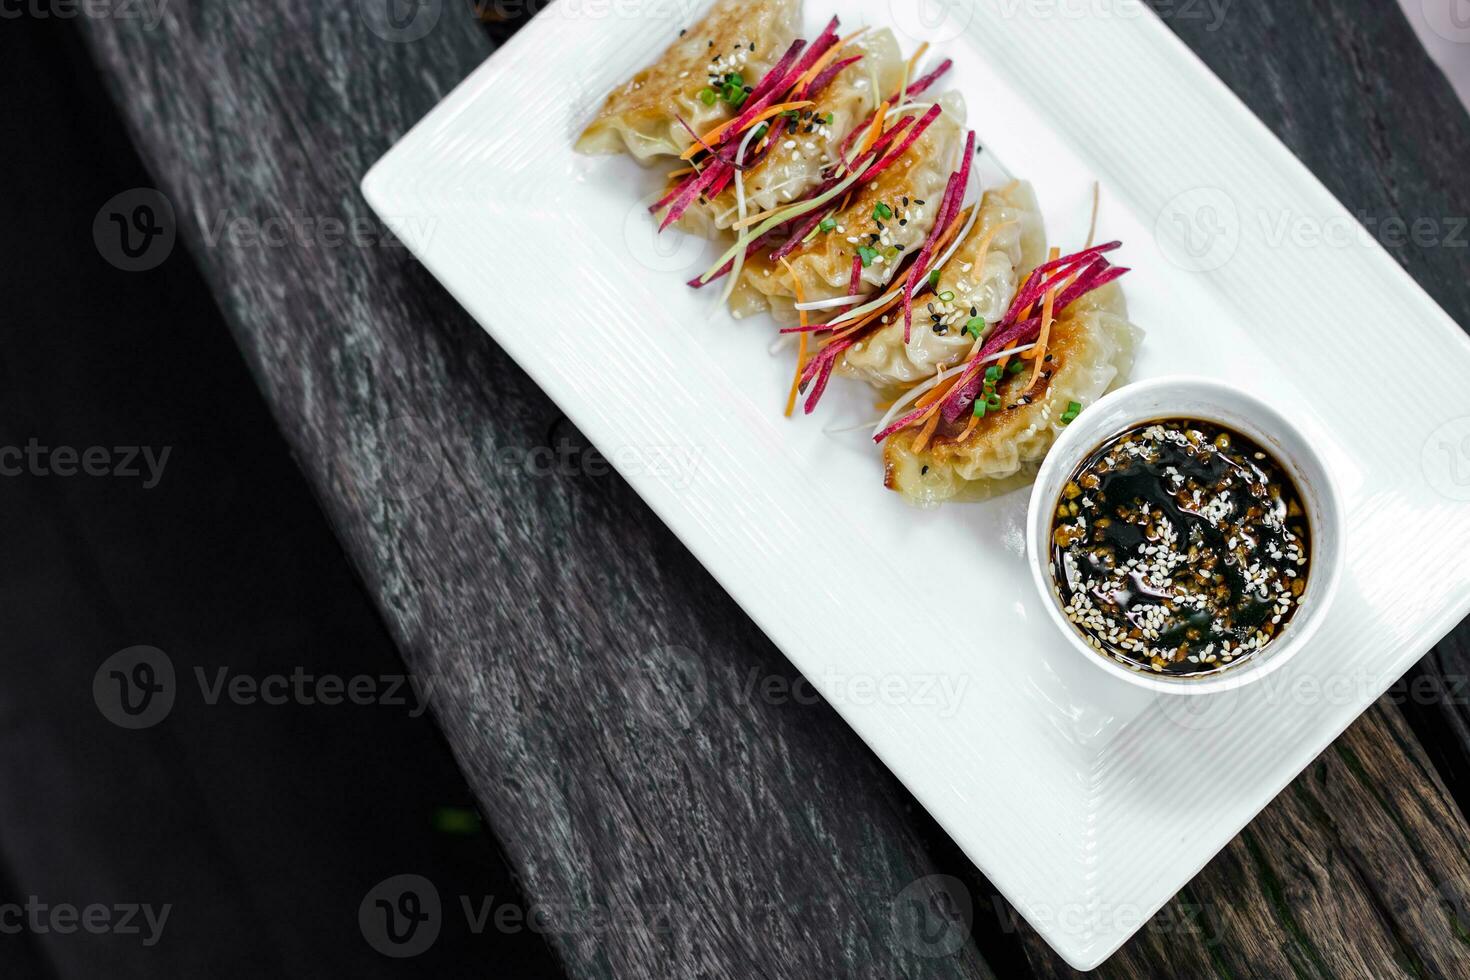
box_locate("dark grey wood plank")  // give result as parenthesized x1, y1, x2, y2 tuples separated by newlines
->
(74, 5, 1000, 979)
(75, 0, 1470, 975)
(1019, 702, 1470, 978)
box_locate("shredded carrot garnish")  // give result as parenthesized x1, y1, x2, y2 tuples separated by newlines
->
(957, 413, 981, 443)
(682, 101, 817, 160)
(792, 28, 869, 93)
(826, 206, 973, 343)
(855, 100, 891, 158)
(911, 409, 941, 453)
(1027, 274, 1060, 391)
(781, 258, 810, 417)
(666, 165, 697, 179)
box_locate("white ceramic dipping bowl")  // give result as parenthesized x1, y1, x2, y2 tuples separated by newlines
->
(1026, 376, 1343, 696)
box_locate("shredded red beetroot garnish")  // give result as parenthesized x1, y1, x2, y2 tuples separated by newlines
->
(838, 58, 954, 158)
(761, 115, 919, 264)
(873, 404, 932, 443)
(905, 58, 953, 99)
(659, 161, 728, 230)
(707, 26, 833, 152)
(790, 17, 841, 79)
(902, 131, 975, 341)
(935, 255, 1132, 423)
(848, 255, 863, 296)
(857, 104, 942, 183)
(720, 39, 808, 132)
(807, 54, 863, 99)
(674, 114, 748, 171)
(1001, 242, 1121, 325)
(803, 355, 841, 414)
(776, 209, 831, 261)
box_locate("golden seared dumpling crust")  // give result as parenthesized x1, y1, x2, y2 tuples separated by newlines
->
(691, 29, 906, 230)
(736, 91, 968, 321)
(841, 180, 1047, 388)
(576, 0, 803, 163)
(884, 284, 1141, 508)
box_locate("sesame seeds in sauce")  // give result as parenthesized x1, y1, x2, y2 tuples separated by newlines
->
(1049, 419, 1310, 677)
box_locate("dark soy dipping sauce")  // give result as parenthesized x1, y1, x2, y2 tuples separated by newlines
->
(1049, 418, 1311, 677)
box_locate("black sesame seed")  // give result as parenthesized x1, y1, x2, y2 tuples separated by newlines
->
(679, 28, 687, 36)
(921, 465, 929, 475)
(902, 196, 910, 206)
(915, 199, 926, 205)
(899, 218, 908, 226)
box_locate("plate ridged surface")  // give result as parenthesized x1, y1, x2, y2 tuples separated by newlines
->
(364, 0, 1470, 967)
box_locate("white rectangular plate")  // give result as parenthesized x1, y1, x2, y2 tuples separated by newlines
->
(363, 0, 1470, 968)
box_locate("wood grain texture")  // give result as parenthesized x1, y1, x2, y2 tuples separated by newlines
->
(76, 0, 1470, 975)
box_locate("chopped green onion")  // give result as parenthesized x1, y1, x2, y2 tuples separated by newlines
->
(726, 72, 744, 88)
(965, 316, 986, 339)
(938, 290, 956, 303)
(823, 112, 835, 124)
(857, 245, 879, 267)
(873, 202, 893, 221)
(986, 392, 1002, 410)
(973, 400, 987, 419)
(883, 245, 900, 259)
(751, 123, 769, 142)
(781, 109, 801, 119)
(699, 88, 717, 105)
(1061, 401, 1082, 424)
(1007, 360, 1025, 375)
(984, 365, 1002, 383)
(927, 269, 941, 291)
(819, 217, 837, 233)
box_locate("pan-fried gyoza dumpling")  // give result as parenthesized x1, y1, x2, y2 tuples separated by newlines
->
(882, 283, 1142, 508)
(575, 0, 803, 163)
(730, 91, 968, 322)
(688, 29, 906, 230)
(840, 180, 1047, 389)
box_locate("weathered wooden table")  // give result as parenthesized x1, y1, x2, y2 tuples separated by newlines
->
(79, 1, 1470, 975)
